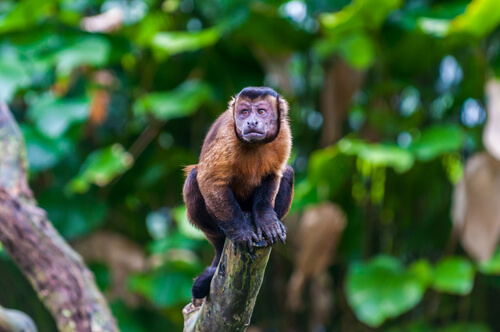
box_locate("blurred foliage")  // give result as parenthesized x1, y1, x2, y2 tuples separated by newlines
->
(1, 0, 500, 331)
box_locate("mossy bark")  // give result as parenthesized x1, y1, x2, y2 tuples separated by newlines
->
(0, 103, 119, 332)
(183, 238, 272, 332)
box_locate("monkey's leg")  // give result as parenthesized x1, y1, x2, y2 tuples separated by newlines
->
(183, 167, 219, 234)
(199, 183, 260, 253)
(252, 167, 293, 244)
(274, 164, 294, 220)
(183, 168, 226, 299)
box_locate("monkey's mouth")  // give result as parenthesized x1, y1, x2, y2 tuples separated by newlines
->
(243, 130, 265, 141)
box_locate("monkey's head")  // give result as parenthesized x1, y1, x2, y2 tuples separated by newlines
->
(232, 87, 286, 144)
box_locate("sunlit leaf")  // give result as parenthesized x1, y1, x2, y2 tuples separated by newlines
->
(54, 36, 111, 77)
(409, 126, 465, 161)
(134, 79, 212, 120)
(338, 138, 415, 173)
(0, 0, 56, 33)
(68, 144, 134, 193)
(174, 206, 205, 240)
(152, 27, 220, 58)
(27, 94, 89, 138)
(478, 249, 500, 275)
(346, 256, 427, 327)
(432, 257, 474, 295)
(449, 0, 500, 38)
(317, 0, 402, 68)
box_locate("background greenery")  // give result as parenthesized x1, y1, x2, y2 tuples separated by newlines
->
(1, 0, 500, 331)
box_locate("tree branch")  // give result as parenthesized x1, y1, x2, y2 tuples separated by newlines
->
(183, 238, 272, 331)
(0, 103, 119, 332)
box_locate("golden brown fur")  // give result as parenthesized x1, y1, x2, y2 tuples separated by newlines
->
(185, 96, 291, 215)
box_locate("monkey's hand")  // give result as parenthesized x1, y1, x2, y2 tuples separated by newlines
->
(220, 216, 260, 256)
(254, 210, 286, 245)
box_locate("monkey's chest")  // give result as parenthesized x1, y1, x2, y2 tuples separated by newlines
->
(230, 174, 262, 202)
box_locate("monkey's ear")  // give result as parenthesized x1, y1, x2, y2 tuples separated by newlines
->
(278, 96, 289, 116)
(228, 96, 236, 110)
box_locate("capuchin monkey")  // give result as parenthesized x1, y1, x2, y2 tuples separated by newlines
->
(183, 87, 294, 299)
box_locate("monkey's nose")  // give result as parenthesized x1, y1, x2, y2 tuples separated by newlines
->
(248, 120, 258, 128)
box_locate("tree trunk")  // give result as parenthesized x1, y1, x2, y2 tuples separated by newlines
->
(0, 103, 119, 332)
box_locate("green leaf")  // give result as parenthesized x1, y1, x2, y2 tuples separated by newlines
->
(317, 0, 402, 68)
(174, 206, 205, 240)
(68, 144, 134, 193)
(409, 126, 465, 161)
(128, 257, 201, 307)
(0, 0, 56, 33)
(27, 94, 89, 138)
(338, 138, 415, 173)
(152, 27, 220, 58)
(432, 257, 474, 295)
(346, 256, 427, 327)
(477, 249, 500, 275)
(21, 125, 73, 172)
(0, 58, 31, 102)
(54, 36, 111, 77)
(449, 0, 500, 38)
(134, 79, 212, 120)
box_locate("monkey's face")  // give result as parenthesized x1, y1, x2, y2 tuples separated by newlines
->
(234, 96, 279, 144)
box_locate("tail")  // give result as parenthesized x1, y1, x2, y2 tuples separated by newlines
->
(191, 246, 223, 299)
(192, 266, 217, 299)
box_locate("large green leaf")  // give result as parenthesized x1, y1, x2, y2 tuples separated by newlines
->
(338, 138, 415, 173)
(409, 126, 465, 161)
(346, 256, 428, 327)
(152, 27, 220, 58)
(432, 257, 474, 295)
(134, 79, 212, 120)
(54, 36, 111, 77)
(21, 124, 73, 172)
(129, 258, 201, 307)
(68, 144, 134, 193)
(27, 94, 89, 138)
(174, 206, 205, 240)
(316, 0, 402, 68)
(477, 249, 500, 275)
(449, 0, 500, 38)
(0, 58, 31, 102)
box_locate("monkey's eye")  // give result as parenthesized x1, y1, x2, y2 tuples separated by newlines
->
(241, 109, 249, 115)
(257, 109, 266, 115)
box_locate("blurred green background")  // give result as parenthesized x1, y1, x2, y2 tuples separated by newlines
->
(1, 0, 500, 331)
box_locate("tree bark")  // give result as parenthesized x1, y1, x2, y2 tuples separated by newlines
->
(0, 103, 119, 332)
(183, 238, 272, 332)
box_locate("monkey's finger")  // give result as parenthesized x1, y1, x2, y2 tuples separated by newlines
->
(256, 228, 263, 242)
(251, 232, 260, 243)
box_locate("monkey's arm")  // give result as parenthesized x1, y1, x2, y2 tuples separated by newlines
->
(201, 184, 260, 252)
(252, 174, 286, 244)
